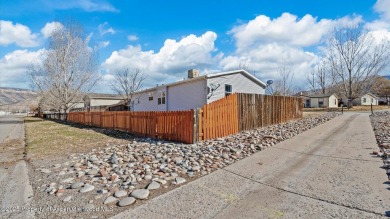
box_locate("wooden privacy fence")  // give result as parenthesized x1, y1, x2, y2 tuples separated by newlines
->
(196, 94, 239, 141)
(238, 93, 303, 131)
(197, 93, 303, 142)
(60, 93, 302, 144)
(67, 111, 194, 144)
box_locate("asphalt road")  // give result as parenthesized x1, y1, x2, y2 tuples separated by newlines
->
(112, 113, 389, 219)
(0, 115, 34, 219)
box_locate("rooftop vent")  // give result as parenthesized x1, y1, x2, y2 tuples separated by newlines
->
(188, 69, 199, 79)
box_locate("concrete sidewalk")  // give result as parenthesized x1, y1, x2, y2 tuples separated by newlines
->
(0, 116, 34, 219)
(111, 113, 388, 219)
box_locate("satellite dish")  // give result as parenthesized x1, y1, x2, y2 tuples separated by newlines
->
(207, 83, 221, 99)
(266, 80, 273, 86)
(210, 83, 219, 90)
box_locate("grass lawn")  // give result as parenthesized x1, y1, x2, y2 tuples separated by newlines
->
(24, 117, 131, 165)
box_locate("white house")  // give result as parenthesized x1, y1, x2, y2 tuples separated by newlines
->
(131, 69, 266, 111)
(357, 93, 379, 106)
(83, 94, 124, 111)
(302, 93, 339, 108)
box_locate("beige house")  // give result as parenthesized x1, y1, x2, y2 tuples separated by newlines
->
(131, 69, 266, 112)
(83, 94, 123, 111)
(302, 93, 339, 108)
(357, 93, 379, 106)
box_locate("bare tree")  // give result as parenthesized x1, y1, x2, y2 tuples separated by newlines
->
(29, 19, 98, 113)
(326, 25, 390, 108)
(109, 68, 146, 109)
(307, 69, 317, 94)
(269, 65, 294, 96)
(307, 60, 334, 95)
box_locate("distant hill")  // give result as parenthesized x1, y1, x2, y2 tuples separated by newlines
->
(0, 87, 38, 112)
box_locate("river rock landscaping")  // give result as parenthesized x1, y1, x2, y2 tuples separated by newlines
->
(28, 112, 339, 218)
(370, 111, 390, 181)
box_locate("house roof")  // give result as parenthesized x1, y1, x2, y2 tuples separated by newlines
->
(362, 93, 378, 98)
(84, 93, 124, 100)
(136, 69, 267, 94)
(309, 93, 338, 98)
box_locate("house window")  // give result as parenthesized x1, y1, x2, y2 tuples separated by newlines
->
(148, 92, 153, 101)
(335, 99, 337, 105)
(371, 98, 374, 103)
(158, 91, 166, 105)
(225, 84, 232, 96)
(318, 98, 324, 107)
(363, 98, 366, 103)
(305, 99, 310, 108)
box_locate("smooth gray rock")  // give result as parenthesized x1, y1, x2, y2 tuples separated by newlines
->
(147, 181, 160, 190)
(154, 179, 167, 185)
(174, 177, 186, 185)
(118, 197, 136, 207)
(130, 189, 150, 200)
(60, 177, 74, 183)
(103, 196, 118, 205)
(71, 182, 84, 189)
(114, 190, 127, 198)
(79, 184, 94, 193)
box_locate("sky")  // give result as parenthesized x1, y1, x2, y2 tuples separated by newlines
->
(1, 0, 390, 93)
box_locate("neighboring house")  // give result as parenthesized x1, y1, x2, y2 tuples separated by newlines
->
(356, 93, 379, 106)
(84, 94, 124, 112)
(131, 69, 266, 112)
(107, 100, 129, 111)
(301, 93, 339, 108)
(68, 100, 85, 112)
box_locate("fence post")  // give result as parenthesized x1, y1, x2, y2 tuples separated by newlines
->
(193, 109, 198, 144)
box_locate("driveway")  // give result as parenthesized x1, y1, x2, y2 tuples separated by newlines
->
(0, 115, 34, 219)
(112, 113, 389, 219)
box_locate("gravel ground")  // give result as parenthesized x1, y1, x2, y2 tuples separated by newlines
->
(28, 112, 340, 219)
(370, 111, 390, 181)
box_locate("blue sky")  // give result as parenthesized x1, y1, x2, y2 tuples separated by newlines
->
(1, 0, 389, 93)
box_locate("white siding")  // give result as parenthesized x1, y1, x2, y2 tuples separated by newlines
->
(167, 79, 207, 110)
(90, 99, 121, 107)
(310, 98, 320, 108)
(206, 73, 265, 103)
(328, 95, 338, 108)
(157, 86, 167, 111)
(133, 90, 158, 111)
(361, 94, 378, 105)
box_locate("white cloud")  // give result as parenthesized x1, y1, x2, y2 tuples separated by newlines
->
(0, 49, 45, 88)
(230, 13, 362, 52)
(0, 20, 39, 47)
(127, 35, 138, 41)
(366, 0, 390, 33)
(374, 0, 390, 21)
(102, 31, 220, 87)
(40, 21, 64, 38)
(220, 13, 363, 89)
(98, 22, 115, 36)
